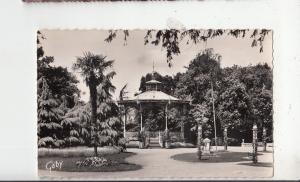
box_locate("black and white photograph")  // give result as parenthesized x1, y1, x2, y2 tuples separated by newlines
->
(37, 29, 273, 179)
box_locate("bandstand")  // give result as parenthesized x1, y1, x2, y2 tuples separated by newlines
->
(117, 71, 190, 147)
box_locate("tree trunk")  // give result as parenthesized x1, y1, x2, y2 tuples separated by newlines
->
(89, 72, 98, 156)
(94, 145, 98, 156)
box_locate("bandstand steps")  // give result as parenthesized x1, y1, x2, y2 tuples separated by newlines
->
(148, 138, 161, 148)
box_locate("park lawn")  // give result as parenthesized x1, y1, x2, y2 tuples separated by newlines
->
(39, 152, 142, 172)
(38, 146, 122, 158)
(170, 150, 271, 166)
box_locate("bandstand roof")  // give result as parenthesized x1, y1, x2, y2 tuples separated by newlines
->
(118, 90, 190, 105)
(146, 79, 162, 84)
(135, 90, 179, 101)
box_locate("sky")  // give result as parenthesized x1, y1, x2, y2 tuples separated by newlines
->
(40, 30, 273, 102)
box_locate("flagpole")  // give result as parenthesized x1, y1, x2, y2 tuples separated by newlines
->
(211, 81, 217, 151)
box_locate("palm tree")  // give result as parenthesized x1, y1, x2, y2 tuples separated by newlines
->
(73, 52, 114, 156)
(119, 84, 128, 101)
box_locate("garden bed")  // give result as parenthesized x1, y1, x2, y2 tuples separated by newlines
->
(38, 152, 142, 172)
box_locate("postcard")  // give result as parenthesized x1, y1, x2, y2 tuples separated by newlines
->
(37, 29, 273, 179)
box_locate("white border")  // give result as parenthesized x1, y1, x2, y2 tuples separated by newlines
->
(0, 0, 300, 180)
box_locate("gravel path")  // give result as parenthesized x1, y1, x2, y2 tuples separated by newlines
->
(39, 146, 273, 180)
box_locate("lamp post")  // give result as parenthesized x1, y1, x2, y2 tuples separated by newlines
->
(197, 122, 203, 160)
(263, 127, 267, 152)
(223, 127, 228, 151)
(252, 123, 258, 163)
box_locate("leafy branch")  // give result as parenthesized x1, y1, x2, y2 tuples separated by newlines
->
(104, 29, 271, 66)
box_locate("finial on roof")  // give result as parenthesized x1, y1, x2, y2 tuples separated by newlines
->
(152, 61, 155, 75)
(152, 60, 155, 80)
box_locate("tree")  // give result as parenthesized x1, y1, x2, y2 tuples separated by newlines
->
(38, 66, 80, 106)
(174, 49, 221, 147)
(37, 31, 53, 70)
(73, 52, 114, 156)
(240, 64, 273, 141)
(252, 88, 272, 141)
(37, 31, 81, 148)
(37, 78, 64, 148)
(218, 79, 251, 136)
(139, 72, 176, 94)
(99, 116, 122, 146)
(167, 107, 182, 131)
(144, 110, 159, 131)
(141, 106, 165, 131)
(61, 99, 91, 147)
(217, 64, 273, 143)
(174, 49, 221, 104)
(37, 31, 80, 108)
(96, 72, 122, 147)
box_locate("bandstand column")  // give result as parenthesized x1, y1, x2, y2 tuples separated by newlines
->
(181, 104, 187, 142)
(140, 104, 143, 131)
(123, 106, 127, 138)
(165, 103, 168, 130)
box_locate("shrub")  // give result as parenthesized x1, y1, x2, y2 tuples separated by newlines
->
(209, 137, 240, 146)
(227, 137, 240, 146)
(137, 131, 146, 142)
(118, 138, 128, 152)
